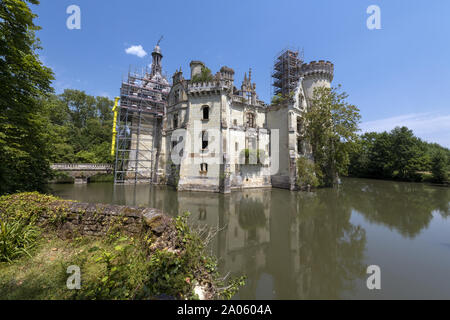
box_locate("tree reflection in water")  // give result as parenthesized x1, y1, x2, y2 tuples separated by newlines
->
(50, 178, 450, 299)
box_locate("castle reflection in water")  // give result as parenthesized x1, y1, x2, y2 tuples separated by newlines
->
(52, 178, 450, 299)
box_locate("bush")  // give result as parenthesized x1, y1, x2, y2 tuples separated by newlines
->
(296, 157, 319, 189)
(67, 213, 245, 300)
(0, 219, 40, 263)
(191, 67, 213, 83)
(0, 192, 69, 225)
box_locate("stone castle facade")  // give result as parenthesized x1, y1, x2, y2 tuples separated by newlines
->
(119, 45, 334, 193)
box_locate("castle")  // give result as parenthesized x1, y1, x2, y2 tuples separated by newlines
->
(113, 44, 334, 193)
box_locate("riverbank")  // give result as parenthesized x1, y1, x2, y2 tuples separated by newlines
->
(344, 173, 450, 187)
(0, 192, 244, 300)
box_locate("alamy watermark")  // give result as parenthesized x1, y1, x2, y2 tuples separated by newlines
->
(66, 265, 81, 290)
(366, 265, 381, 290)
(66, 5, 81, 30)
(367, 5, 381, 30)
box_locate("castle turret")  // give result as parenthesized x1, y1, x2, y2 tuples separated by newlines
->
(220, 66, 234, 81)
(151, 44, 163, 76)
(190, 61, 205, 79)
(300, 60, 334, 101)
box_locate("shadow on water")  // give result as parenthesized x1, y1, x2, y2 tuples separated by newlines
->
(50, 178, 450, 299)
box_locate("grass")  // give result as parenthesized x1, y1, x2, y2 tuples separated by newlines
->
(0, 193, 245, 300)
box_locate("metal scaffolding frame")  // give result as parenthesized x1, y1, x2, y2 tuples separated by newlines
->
(114, 67, 169, 184)
(271, 48, 304, 98)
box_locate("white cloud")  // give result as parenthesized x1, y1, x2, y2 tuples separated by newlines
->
(125, 45, 147, 58)
(360, 112, 450, 148)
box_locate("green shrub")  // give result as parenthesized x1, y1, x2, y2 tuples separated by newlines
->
(68, 213, 245, 300)
(296, 157, 319, 189)
(0, 192, 70, 225)
(0, 219, 40, 263)
(191, 67, 213, 83)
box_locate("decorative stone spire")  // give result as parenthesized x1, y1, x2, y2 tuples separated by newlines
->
(151, 43, 163, 76)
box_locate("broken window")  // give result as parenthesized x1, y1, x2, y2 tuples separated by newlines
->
(202, 130, 208, 150)
(202, 105, 210, 120)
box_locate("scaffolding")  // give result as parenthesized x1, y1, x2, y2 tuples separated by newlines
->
(114, 68, 170, 184)
(272, 48, 304, 98)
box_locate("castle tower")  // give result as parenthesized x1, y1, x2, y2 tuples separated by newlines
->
(268, 50, 334, 191)
(190, 61, 205, 79)
(114, 42, 170, 185)
(300, 60, 334, 102)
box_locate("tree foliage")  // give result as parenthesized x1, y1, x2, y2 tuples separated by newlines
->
(191, 67, 213, 83)
(43, 90, 114, 164)
(0, 0, 54, 194)
(431, 149, 449, 183)
(304, 85, 361, 187)
(296, 157, 319, 189)
(349, 127, 449, 182)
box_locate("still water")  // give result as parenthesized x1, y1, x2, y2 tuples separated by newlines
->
(50, 178, 450, 299)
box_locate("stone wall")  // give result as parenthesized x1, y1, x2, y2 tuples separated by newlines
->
(37, 201, 170, 238)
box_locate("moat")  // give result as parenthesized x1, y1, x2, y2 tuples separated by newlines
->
(50, 178, 450, 299)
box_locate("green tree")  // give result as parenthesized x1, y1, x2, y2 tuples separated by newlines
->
(305, 85, 361, 187)
(348, 127, 444, 182)
(41, 90, 114, 164)
(0, 0, 54, 194)
(431, 150, 448, 183)
(390, 126, 427, 180)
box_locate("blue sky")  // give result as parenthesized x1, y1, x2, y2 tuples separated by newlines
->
(34, 0, 450, 147)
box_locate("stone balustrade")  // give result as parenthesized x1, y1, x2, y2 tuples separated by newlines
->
(51, 163, 113, 184)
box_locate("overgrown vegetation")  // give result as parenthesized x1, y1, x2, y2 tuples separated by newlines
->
(271, 92, 294, 105)
(296, 157, 319, 189)
(349, 127, 450, 183)
(0, 219, 40, 263)
(191, 66, 213, 83)
(0, 193, 245, 300)
(303, 85, 361, 187)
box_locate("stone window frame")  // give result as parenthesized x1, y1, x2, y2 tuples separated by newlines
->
(200, 163, 208, 175)
(201, 130, 209, 151)
(201, 105, 210, 121)
(245, 111, 256, 128)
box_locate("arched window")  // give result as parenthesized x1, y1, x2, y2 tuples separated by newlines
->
(200, 163, 208, 173)
(202, 130, 208, 150)
(246, 113, 255, 128)
(202, 105, 210, 120)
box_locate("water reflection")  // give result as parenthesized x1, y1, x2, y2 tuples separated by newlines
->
(50, 178, 450, 299)
(343, 179, 450, 238)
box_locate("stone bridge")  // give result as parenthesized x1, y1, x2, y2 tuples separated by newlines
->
(51, 163, 113, 184)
